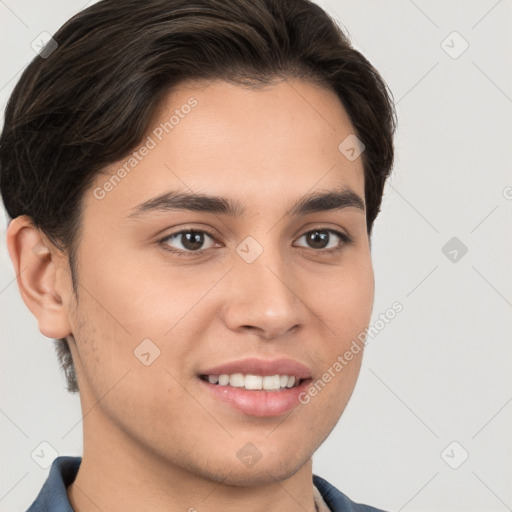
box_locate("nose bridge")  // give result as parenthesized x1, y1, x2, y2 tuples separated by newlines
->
(222, 234, 306, 337)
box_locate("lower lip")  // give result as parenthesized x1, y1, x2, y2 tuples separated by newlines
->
(198, 377, 312, 417)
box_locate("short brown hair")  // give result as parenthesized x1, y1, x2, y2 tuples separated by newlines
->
(0, 0, 396, 393)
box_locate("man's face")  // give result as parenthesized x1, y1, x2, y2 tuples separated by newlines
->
(63, 78, 374, 485)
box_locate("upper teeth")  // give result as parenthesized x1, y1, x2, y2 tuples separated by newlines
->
(207, 374, 297, 391)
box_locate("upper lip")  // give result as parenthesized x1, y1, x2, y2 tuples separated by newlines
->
(199, 357, 312, 379)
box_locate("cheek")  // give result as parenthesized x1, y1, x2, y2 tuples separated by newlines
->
(75, 243, 198, 339)
(68, 254, 211, 401)
(313, 255, 375, 345)
(296, 254, 373, 408)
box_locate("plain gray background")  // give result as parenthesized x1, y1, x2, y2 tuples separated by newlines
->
(1, 1, 511, 511)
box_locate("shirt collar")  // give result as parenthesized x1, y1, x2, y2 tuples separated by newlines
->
(313, 481, 333, 511)
(27, 456, 80, 512)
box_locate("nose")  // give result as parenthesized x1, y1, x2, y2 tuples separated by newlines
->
(220, 248, 307, 340)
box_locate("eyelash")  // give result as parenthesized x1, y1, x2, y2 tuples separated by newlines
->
(158, 227, 352, 258)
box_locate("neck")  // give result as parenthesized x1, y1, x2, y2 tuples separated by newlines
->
(67, 414, 317, 512)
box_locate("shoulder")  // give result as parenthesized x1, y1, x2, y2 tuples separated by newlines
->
(313, 474, 389, 512)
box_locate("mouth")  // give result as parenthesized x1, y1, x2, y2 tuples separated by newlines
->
(198, 373, 305, 391)
(196, 358, 313, 417)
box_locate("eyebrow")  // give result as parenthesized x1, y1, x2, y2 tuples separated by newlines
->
(126, 187, 365, 219)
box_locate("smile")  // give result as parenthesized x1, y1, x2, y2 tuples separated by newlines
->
(199, 373, 301, 391)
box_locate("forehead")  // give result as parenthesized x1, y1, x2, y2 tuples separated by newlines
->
(86, 78, 365, 220)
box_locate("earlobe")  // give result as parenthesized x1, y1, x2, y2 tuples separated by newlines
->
(5, 215, 73, 339)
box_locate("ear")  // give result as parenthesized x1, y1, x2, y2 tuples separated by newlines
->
(6, 215, 73, 339)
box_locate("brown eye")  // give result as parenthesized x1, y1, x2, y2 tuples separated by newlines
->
(305, 230, 330, 249)
(294, 228, 351, 253)
(160, 230, 216, 254)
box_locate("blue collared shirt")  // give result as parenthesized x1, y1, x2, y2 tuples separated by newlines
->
(27, 456, 387, 512)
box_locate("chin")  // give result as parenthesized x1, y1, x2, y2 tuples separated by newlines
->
(215, 463, 305, 488)
(220, 447, 310, 487)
